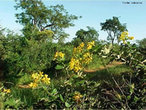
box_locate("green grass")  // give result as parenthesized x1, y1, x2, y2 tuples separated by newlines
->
(9, 86, 49, 108)
(2, 55, 133, 109)
(17, 73, 32, 85)
(85, 64, 133, 82)
(108, 64, 132, 75)
(86, 55, 110, 70)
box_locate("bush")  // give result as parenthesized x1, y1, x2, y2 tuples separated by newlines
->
(0, 30, 57, 78)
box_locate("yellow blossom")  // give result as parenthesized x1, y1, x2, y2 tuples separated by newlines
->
(54, 51, 65, 60)
(83, 52, 90, 58)
(3, 88, 11, 94)
(83, 52, 92, 64)
(128, 36, 134, 40)
(29, 82, 38, 88)
(41, 74, 51, 85)
(73, 92, 83, 103)
(87, 41, 95, 50)
(69, 41, 94, 73)
(73, 47, 77, 54)
(79, 42, 84, 48)
(69, 58, 75, 70)
(119, 31, 134, 44)
(32, 73, 39, 79)
(87, 45, 92, 50)
(54, 51, 59, 59)
(91, 41, 95, 45)
(69, 58, 82, 72)
(29, 71, 51, 88)
(119, 31, 128, 41)
(74, 63, 82, 72)
(59, 52, 65, 58)
(39, 71, 44, 78)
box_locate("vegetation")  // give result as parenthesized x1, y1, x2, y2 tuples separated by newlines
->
(101, 16, 127, 44)
(0, 0, 145, 109)
(15, 0, 79, 41)
(72, 26, 99, 46)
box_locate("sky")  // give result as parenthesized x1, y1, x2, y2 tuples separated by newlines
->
(0, 0, 146, 42)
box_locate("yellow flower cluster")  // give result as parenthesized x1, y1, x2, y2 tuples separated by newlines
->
(73, 92, 83, 103)
(129, 36, 134, 40)
(87, 41, 95, 50)
(73, 42, 85, 54)
(29, 71, 50, 88)
(70, 58, 82, 72)
(80, 42, 85, 48)
(69, 41, 94, 73)
(41, 74, 51, 84)
(3, 88, 11, 94)
(83, 52, 92, 64)
(119, 31, 134, 44)
(29, 82, 38, 88)
(54, 51, 65, 60)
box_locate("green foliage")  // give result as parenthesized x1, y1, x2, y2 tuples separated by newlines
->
(137, 38, 146, 57)
(137, 38, 146, 49)
(101, 16, 127, 44)
(98, 41, 146, 109)
(0, 7, 145, 109)
(0, 29, 58, 79)
(1, 28, 145, 109)
(72, 26, 99, 46)
(15, 0, 79, 40)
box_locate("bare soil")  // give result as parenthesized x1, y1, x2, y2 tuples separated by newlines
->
(84, 61, 124, 73)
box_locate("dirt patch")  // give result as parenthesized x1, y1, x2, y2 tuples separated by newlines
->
(84, 61, 124, 73)
(18, 84, 31, 89)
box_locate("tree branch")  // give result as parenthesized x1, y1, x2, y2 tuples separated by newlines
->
(41, 24, 54, 31)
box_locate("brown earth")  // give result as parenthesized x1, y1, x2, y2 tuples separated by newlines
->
(84, 61, 124, 73)
(18, 84, 31, 88)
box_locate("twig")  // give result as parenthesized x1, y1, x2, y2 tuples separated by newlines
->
(112, 77, 131, 110)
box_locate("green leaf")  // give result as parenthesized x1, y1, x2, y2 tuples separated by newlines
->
(134, 96, 139, 102)
(59, 94, 64, 102)
(55, 64, 64, 70)
(72, 74, 79, 79)
(52, 89, 57, 95)
(65, 102, 71, 108)
(127, 95, 131, 100)
(95, 82, 101, 87)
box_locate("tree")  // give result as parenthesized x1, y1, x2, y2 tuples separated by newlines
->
(75, 26, 99, 43)
(15, 0, 79, 40)
(100, 17, 127, 44)
(137, 38, 146, 49)
(137, 38, 146, 56)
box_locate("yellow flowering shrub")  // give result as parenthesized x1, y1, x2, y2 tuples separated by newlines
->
(69, 41, 95, 75)
(54, 51, 65, 60)
(119, 31, 134, 44)
(83, 52, 92, 64)
(28, 71, 51, 88)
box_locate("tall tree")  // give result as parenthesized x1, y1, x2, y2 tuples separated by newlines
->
(15, 0, 79, 40)
(100, 17, 127, 44)
(72, 26, 98, 46)
(137, 38, 146, 56)
(75, 26, 99, 42)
